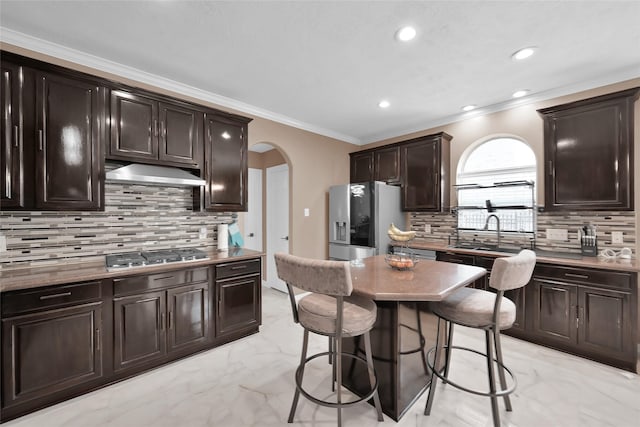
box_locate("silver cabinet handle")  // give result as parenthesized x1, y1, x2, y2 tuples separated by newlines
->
(38, 129, 43, 151)
(95, 328, 101, 352)
(13, 125, 18, 147)
(39, 291, 72, 300)
(565, 273, 589, 280)
(154, 119, 158, 137)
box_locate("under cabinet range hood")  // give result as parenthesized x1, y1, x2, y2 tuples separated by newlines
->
(105, 163, 206, 187)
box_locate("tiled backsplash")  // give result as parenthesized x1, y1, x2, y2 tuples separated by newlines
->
(410, 210, 636, 254)
(0, 183, 235, 269)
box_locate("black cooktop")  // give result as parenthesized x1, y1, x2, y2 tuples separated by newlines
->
(106, 248, 209, 271)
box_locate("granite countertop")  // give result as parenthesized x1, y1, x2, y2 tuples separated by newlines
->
(0, 248, 265, 293)
(395, 240, 640, 273)
(351, 255, 486, 301)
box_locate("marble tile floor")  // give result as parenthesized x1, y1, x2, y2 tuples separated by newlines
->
(4, 287, 640, 427)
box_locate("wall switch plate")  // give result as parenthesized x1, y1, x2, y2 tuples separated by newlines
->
(304, 208, 310, 217)
(612, 231, 624, 244)
(199, 227, 207, 239)
(424, 224, 431, 234)
(547, 228, 568, 241)
(0, 234, 6, 252)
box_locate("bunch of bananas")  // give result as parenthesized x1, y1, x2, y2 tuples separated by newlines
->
(387, 223, 416, 242)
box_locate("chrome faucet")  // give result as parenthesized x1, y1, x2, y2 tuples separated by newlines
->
(484, 214, 501, 248)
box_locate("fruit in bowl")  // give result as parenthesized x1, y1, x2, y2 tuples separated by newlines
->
(385, 253, 417, 270)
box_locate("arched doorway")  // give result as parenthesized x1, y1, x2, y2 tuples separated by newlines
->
(246, 142, 291, 293)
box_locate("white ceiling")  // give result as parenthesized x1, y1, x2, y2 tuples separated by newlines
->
(1, 1, 640, 147)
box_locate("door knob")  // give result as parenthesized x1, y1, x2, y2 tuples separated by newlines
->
(281, 236, 289, 240)
(248, 233, 254, 237)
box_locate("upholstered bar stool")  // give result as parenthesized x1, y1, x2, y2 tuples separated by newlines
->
(274, 253, 384, 426)
(424, 249, 536, 427)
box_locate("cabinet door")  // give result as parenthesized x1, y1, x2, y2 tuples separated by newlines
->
(203, 114, 248, 211)
(374, 146, 400, 184)
(167, 282, 209, 353)
(216, 274, 261, 337)
(110, 89, 158, 161)
(113, 291, 166, 372)
(401, 137, 445, 211)
(35, 72, 103, 210)
(350, 152, 373, 183)
(1, 61, 24, 208)
(541, 89, 637, 211)
(158, 102, 202, 167)
(578, 287, 632, 361)
(1, 303, 103, 408)
(531, 279, 578, 345)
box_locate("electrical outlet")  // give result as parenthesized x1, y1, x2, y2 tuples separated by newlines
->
(0, 234, 6, 252)
(547, 228, 568, 241)
(424, 224, 431, 234)
(199, 227, 207, 239)
(612, 231, 624, 244)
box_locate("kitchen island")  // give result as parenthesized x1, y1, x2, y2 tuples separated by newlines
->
(343, 255, 486, 421)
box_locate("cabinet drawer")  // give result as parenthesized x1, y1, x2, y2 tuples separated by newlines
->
(534, 264, 632, 290)
(2, 281, 102, 317)
(437, 252, 474, 265)
(113, 267, 209, 296)
(216, 258, 261, 280)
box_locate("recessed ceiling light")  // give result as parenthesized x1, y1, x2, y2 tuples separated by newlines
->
(511, 46, 538, 61)
(395, 26, 416, 42)
(378, 100, 390, 109)
(462, 105, 476, 112)
(512, 90, 530, 98)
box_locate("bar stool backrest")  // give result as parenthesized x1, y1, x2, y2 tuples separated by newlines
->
(489, 249, 536, 291)
(275, 252, 352, 325)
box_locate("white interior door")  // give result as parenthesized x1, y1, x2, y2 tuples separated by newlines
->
(266, 164, 289, 293)
(244, 168, 263, 252)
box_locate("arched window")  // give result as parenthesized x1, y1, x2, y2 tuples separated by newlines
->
(456, 137, 536, 233)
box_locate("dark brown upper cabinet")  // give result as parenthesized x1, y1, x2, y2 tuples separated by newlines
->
(350, 151, 373, 183)
(350, 146, 400, 184)
(1, 60, 25, 209)
(202, 112, 251, 211)
(401, 132, 451, 212)
(109, 89, 202, 168)
(374, 145, 400, 184)
(35, 71, 105, 211)
(538, 87, 640, 211)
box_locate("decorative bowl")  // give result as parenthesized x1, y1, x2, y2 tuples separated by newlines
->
(385, 253, 418, 271)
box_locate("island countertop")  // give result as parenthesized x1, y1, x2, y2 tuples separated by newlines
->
(350, 255, 486, 301)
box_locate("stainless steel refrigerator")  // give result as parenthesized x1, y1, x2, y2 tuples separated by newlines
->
(329, 181, 406, 261)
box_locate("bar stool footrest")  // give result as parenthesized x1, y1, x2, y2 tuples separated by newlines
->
(426, 345, 517, 398)
(295, 351, 379, 408)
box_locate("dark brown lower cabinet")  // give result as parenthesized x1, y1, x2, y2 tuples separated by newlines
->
(167, 283, 209, 352)
(215, 267, 261, 338)
(529, 264, 636, 371)
(1, 258, 262, 423)
(1, 300, 103, 415)
(113, 290, 167, 372)
(436, 252, 637, 371)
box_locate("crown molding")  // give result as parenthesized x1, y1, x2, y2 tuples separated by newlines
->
(0, 27, 362, 145)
